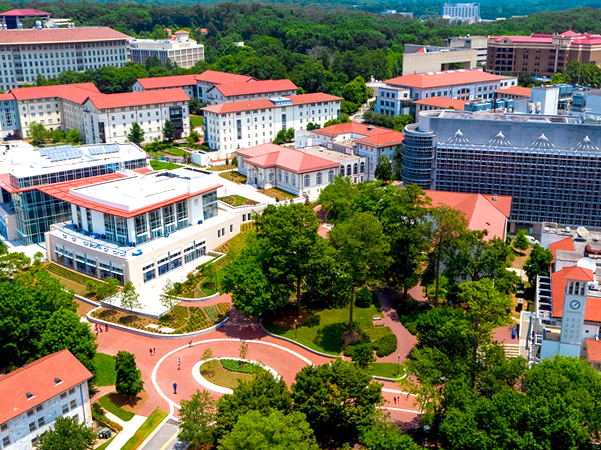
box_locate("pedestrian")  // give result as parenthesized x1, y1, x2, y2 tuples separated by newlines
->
(177, 358, 181, 370)
(149, 348, 153, 356)
(153, 348, 156, 356)
(173, 382, 177, 394)
(94, 324, 98, 332)
(105, 324, 108, 332)
(189, 340, 192, 347)
(99, 326, 103, 333)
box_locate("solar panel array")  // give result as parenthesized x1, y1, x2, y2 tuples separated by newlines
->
(88, 144, 120, 156)
(39, 145, 83, 163)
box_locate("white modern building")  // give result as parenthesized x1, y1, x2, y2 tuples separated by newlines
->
(129, 30, 204, 69)
(45, 167, 259, 286)
(0, 27, 130, 91)
(0, 142, 149, 244)
(133, 70, 255, 103)
(374, 69, 517, 116)
(297, 121, 405, 180)
(235, 143, 365, 200)
(202, 93, 341, 157)
(0, 83, 190, 144)
(0, 349, 93, 450)
(442, 2, 480, 24)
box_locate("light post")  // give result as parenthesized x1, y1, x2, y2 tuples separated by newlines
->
(397, 353, 401, 377)
(294, 319, 298, 340)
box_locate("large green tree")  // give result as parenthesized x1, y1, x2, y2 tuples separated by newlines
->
(179, 390, 217, 448)
(218, 410, 319, 450)
(127, 122, 145, 145)
(374, 155, 393, 181)
(329, 211, 391, 331)
(523, 244, 553, 284)
(29, 122, 48, 146)
(39, 416, 96, 450)
(115, 351, 144, 399)
(292, 359, 383, 444)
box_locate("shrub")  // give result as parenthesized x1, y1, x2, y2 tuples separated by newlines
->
(373, 334, 398, 357)
(220, 359, 265, 374)
(355, 287, 373, 308)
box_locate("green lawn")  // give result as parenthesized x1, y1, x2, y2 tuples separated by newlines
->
(219, 194, 250, 207)
(149, 160, 183, 171)
(96, 436, 115, 450)
(98, 394, 135, 422)
(370, 362, 404, 379)
(265, 302, 393, 355)
(121, 408, 168, 450)
(190, 115, 203, 128)
(94, 353, 116, 387)
(218, 171, 247, 184)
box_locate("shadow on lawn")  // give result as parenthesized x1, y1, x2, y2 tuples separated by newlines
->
(314, 322, 347, 353)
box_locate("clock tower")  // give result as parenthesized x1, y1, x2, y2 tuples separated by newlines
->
(560, 268, 593, 346)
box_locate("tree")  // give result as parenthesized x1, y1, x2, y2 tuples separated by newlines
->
(179, 390, 217, 448)
(189, 97, 206, 115)
(318, 175, 357, 223)
(391, 114, 414, 131)
(163, 120, 175, 142)
(115, 351, 144, 399)
(349, 342, 376, 369)
(426, 205, 468, 304)
(29, 122, 47, 146)
(292, 359, 383, 443)
(66, 128, 81, 144)
(128, 122, 145, 145)
(329, 212, 391, 331)
(161, 279, 180, 311)
(119, 281, 141, 311)
(360, 417, 421, 450)
(40, 310, 98, 379)
(218, 410, 319, 450)
(513, 229, 530, 250)
(343, 76, 370, 105)
(39, 416, 96, 450)
(374, 155, 393, 181)
(216, 371, 292, 437)
(0, 251, 31, 276)
(523, 244, 553, 284)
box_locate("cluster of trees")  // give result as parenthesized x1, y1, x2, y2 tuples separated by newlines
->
(179, 359, 416, 449)
(363, 110, 414, 132)
(552, 60, 601, 88)
(28, 123, 81, 146)
(0, 264, 97, 378)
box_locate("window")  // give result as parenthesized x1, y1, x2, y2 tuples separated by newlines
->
(28, 409, 35, 417)
(70, 400, 77, 410)
(38, 417, 45, 427)
(62, 404, 69, 414)
(60, 393, 67, 399)
(230, 224, 233, 232)
(316, 172, 322, 184)
(328, 170, 334, 182)
(304, 175, 310, 187)
(29, 421, 37, 432)
(2, 436, 10, 447)
(0, 424, 7, 432)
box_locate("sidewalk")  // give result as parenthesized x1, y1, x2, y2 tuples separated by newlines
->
(375, 290, 418, 363)
(105, 413, 147, 450)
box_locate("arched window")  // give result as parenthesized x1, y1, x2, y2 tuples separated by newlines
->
(316, 172, 322, 185)
(360, 162, 365, 173)
(340, 166, 345, 175)
(346, 165, 351, 176)
(328, 170, 334, 182)
(304, 175, 310, 187)
(353, 163, 358, 175)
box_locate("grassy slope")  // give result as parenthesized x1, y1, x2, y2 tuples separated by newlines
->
(94, 353, 116, 387)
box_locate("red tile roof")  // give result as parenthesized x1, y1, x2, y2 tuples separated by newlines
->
(495, 86, 532, 97)
(136, 74, 200, 90)
(551, 267, 600, 321)
(414, 46, 427, 53)
(386, 69, 509, 89)
(9, 83, 100, 103)
(39, 170, 219, 218)
(174, 30, 189, 34)
(414, 96, 467, 110)
(211, 79, 297, 97)
(573, 38, 601, 46)
(561, 30, 580, 37)
(236, 143, 340, 174)
(0, 93, 15, 101)
(0, 8, 50, 16)
(586, 338, 601, 362)
(423, 190, 512, 240)
(550, 237, 574, 264)
(355, 130, 405, 148)
(0, 27, 130, 45)
(195, 70, 254, 84)
(203, 93, 341, 114)
(314, 121, 392, 138)
(87, 88, 189, 110)
(0, 350, 92, 424)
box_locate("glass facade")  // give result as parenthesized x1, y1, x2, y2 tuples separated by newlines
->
(202, 192, 218, 220)
(401, 123, 436, 189)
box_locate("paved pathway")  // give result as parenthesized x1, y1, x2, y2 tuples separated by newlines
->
(375, 290, 418, 363)
(105, 414, 147, 450)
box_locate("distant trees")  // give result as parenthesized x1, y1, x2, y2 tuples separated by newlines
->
(273, 128, 295, 144)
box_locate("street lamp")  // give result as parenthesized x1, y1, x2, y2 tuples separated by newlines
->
(397, 353, 401, 377)
(294, 319, 298, 340)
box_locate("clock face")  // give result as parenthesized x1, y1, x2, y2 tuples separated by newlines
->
(570, 300, 582, 310)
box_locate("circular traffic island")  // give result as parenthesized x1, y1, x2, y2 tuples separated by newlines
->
(193, 358, 280, 394)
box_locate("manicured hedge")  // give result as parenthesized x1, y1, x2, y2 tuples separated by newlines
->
(220, 359, 265, 374)
(373, 334, 398, 357)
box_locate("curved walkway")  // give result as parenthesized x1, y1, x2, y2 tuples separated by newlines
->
(375, 290, 418, 363)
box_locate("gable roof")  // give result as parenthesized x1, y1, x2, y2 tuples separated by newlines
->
(496, 86, 532, 97)
(287, 93, 341, 105)
(0, 8, 50, 16)
(414, 96, 467, 110)
(202, 93, 341, 114)
(355, 130, 405, 148)
(0, 27, 130, 45)
(235, 143, 340, 174)
(313, 121, 392, 138)
(0, 350, 92, 425)
(136, 74, 200, 90)
(210, 79, 297, 97)
(551, 267, 600, 322)
(86, 88, 189, 109)
(423, 190, 512, 240)
(550, 237, 575, 264)
(385, 69, 509, 89)
(9, 83, 100, 103)
(195, 70, 255, 84)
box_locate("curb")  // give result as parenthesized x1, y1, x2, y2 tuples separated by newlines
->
(260, 322, 339, 359)
(87, 306, 229, 339)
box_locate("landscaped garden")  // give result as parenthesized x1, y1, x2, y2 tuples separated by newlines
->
(218, 171, 247, 183)
(218, 194, 258, 207)
(258, 187, 297, 201)
(91, 303, 230, 334)
(149, 160, 183, 171)
(199, 359, 268, 389)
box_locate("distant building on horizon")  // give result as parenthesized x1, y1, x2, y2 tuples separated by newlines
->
(0, 8, 51, 29)
(441, 3, 480, 24)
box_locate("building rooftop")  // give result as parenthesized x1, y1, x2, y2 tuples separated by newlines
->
(42, 168, 220, 218)
(496, 86, 532, 97)
(0, 8, 50, 16)
(7, 83, 100, 103)
(195, 70, 255, 85)
(432, 109, 578, 124)
(136, 74, 201, 89)
(354, 130, 405, 148)
(414, 96, 468, 110)
(314, 121, 393, 138)
(385, 69, 510, 89)
(0, 27, 131, 45)
(0, 350, 92, 425)
(87, 88, 189, 109)
(300, 146, 364, 163)
(586, 338, 601, 362)
(236, 143, 341, 173)
(210, 79, 297, 97)
(202, 93, 341, 114)
(423, 190, 512, 240)
(550, 237, 575, 264)
(551, 267, 601, 322)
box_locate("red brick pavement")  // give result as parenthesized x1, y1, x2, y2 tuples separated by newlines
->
(375, 290, 418, 363)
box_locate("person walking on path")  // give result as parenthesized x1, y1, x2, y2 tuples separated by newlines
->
(153, 348, 156, 356)
(177, 358, 181, 370)
(173, 382, 177, 394)
(149, 348, 153, 356)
